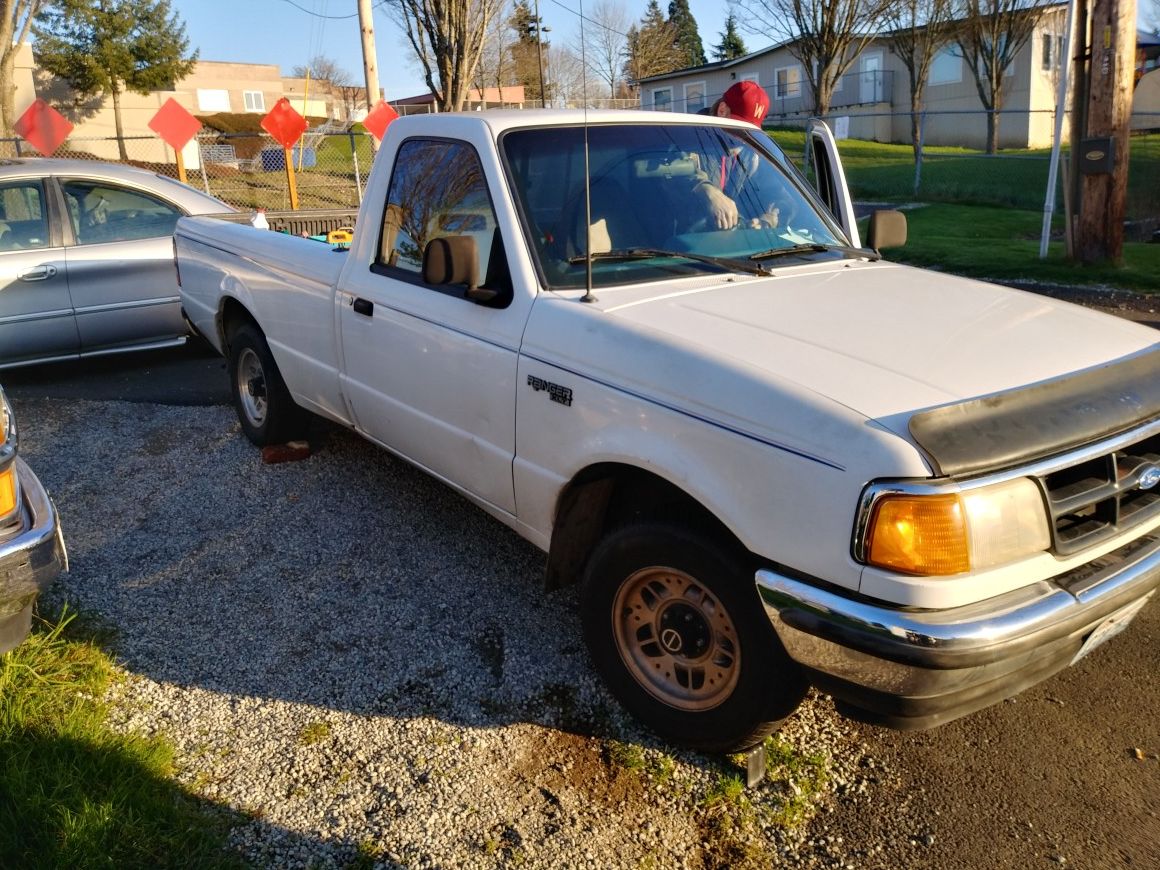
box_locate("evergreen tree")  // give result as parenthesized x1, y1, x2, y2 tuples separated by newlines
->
(667, 0, 706, 68)
(712, 14, 747, 61)
(34, 0, 196, 159)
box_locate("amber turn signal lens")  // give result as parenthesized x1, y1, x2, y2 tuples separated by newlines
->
(866, 493, 970, 576)
(0, 466, 16, 517)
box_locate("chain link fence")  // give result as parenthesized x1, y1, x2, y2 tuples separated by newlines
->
(0, 129, 376, 212)
(2, 106, 1157, 238)
(768, 108, 1160, 241)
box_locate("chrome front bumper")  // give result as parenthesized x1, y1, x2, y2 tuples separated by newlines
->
(0, 457, 67, 653)
(756, 536, 1160, 729)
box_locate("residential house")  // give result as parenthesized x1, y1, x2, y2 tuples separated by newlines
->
(639, 4, 1073, 150)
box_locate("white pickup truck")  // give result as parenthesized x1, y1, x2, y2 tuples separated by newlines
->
(176, 110, 1160, 752)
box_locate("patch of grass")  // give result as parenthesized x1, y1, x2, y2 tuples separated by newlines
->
(763, 736, 829, 828)
(877, 203, 1160, 292)
(350, 837, 386, 869)
(0, 607, 245, 869)
(297, 720, 332, 746)
(607, 740, 646, 772)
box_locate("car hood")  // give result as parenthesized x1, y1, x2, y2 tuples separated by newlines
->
(600, 260, 1160, 429)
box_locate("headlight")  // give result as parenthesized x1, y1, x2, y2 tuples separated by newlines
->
(0, 387, 16, 519)
(0, 386, 13, 448)
(862, 477, 1050, 576)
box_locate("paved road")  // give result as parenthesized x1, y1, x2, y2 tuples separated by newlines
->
(3, 328, 1158, 869)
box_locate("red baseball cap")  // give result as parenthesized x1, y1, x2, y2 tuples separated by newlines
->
(721, 80, 769, 127)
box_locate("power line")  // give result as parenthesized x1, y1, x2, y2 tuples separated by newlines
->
(545, 0, 634, 40)
(276, 0, 359, 19)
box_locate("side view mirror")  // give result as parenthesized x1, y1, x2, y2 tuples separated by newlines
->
(866, 210, 907, 253)
(422, 236, 497, 303)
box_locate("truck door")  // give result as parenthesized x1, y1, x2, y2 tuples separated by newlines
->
(337, 137, 520, 514)
(803, 119, 861, 247)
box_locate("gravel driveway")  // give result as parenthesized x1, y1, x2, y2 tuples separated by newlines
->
(16, 396, 881, 869)
(9, 303, 1159, 868)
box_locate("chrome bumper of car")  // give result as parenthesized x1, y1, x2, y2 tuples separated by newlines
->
(0, 457, 67, 653)
(756, 535, 1160, 729)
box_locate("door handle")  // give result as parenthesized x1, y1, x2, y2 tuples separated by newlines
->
(18, 264, 57, 282)
(352, 297, 373, 317)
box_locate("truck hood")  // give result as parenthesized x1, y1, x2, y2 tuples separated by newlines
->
(602, 261, 1159, 427)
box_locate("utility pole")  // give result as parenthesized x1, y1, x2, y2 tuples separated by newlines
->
(1074, 0, 1137, 263)
(357, 0, 381, 148)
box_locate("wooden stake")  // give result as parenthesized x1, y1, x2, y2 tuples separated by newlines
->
(284, 148, 300, 211)
(175, 148, 188, 185)
(1075, 0, 1136, 264)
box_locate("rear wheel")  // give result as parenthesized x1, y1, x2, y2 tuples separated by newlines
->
(581, 521, 807, 752)
(227, 323, 307, 446)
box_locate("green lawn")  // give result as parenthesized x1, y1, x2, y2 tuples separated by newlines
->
(876, 203, 1160, 293)
(768, 130, 1160, 219)
(0, 609, 244, 870)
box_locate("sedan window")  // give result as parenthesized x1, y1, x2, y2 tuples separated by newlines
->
(60, 180, 183, 246)
(0, 181, 49, 251)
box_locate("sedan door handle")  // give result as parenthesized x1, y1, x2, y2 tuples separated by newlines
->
(18, 264, 57, 282)
(352, 297, 373, 317)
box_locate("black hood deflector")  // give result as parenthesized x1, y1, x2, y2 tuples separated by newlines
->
(908, 347, 1160, 477)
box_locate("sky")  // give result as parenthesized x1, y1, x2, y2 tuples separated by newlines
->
(177, 0, 739, 101)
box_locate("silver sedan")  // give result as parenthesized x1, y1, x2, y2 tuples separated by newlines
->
(0, 159, 232, 369)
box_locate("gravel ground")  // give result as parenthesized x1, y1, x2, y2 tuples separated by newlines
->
(19, 398, 886, 869)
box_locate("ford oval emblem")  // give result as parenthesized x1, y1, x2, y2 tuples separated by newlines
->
(1139, 465, 1160, 490)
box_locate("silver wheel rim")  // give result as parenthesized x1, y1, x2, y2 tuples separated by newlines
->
(236, 347, 267, 427)
(612, 566, 740, 711)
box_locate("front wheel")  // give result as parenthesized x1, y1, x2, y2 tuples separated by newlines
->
(227, 323, 307, 446)
(581, 521, 807, 752)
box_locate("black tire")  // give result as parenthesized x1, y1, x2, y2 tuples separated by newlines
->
(581, 521, 808, 752)
(227, 323, 307, 446)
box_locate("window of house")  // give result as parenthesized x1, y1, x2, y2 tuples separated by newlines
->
(684, 82, 706, 113)
(774, 66, 801, 99)
(196, 89, 231, 112)
(928, 47, 961, 85)
(243, 91, 266, 113)
(0, 181, 49, 251)
(374, 138, 504, 302)
(60, 181, 183, 245)
(652, 88, 672, 111)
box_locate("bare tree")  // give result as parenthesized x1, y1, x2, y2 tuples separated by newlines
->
(623, 0, 683, 91)
(954, 0, 1052, 153)
(474, 1, 516, 99)
(1, 0, 42, 135)
(572, 0, 630, 98)
(884, 0, 955, 157)
(290, 55, 353, 120)
(386, 0, 504, 112)
(732, 0, 895, 115)
(546, 43, 588, 106)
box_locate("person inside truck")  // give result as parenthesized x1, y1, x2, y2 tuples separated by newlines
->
(690, 80, 779, 230)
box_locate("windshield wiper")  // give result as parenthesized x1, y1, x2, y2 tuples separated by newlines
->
(568, 248, 770, 277)
(749, 243, 880, 263)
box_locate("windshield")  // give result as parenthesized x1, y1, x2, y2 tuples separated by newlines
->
(501, 123, 849, 290)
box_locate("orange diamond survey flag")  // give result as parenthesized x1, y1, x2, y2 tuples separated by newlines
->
(149, 99, 202, 150)
(362, 101, 399, 142)
(14, 99, 73, 155)
(261, 98, 307, 150)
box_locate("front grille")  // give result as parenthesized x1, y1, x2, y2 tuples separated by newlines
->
(1039, 431, 1160, 556)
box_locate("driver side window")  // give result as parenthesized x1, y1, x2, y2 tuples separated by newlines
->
(376, 138, 508, 303)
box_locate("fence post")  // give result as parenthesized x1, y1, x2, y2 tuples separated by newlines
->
(197, 137, 213, 197)
(350, 131, 363, 204)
